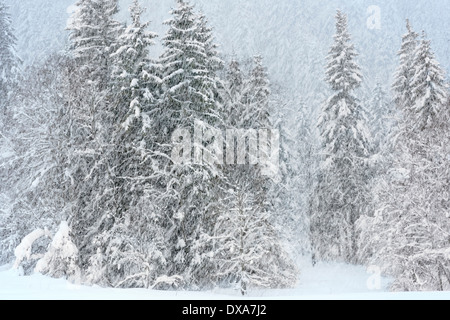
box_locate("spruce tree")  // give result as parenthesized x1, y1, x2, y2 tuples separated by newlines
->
(68, 0, 122, 87)
(67, 0, 126, 277)
(310, 10, 371, 263)
(409, 33, 447, 132)
(110, 0, 158, 122)
(0, 1, 19, 227)
(222, 59, 245, 127)
(0, 1, 20, 107)
(108, 0, 159, 217)
(359, 31, 450, 291)
(158, 0, 224, 288)
(159, 0, 220, 130)
(392, 20, 419, 112)
(196, 13, 224, 97)
(215, 58, 297, 294)
(243, 55, 271, 129)
(84, 0, 166, 287)
(214, 187, 297, 295)
(0, 2, 18, 79)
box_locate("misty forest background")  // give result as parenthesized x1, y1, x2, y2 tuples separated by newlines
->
(0, 0, 449, 293)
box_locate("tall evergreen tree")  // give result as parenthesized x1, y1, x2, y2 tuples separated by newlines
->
(0, 2, 18, 80)
(243, 56, 274, 208)
(409, 33, 447, 132)
(0, 1, 19, 218)
(310, 10, 372, 263)
(0, 1, 20, 106)
(215, 58, 297, 294)
(108, 0, 159, 218)
(158, 0, 224, 288)
(222, 59, 244, 127)
(85, 0, 167, 287)
(68, 0, 122, 87)
(111, 0, 158, 123)
(66, 0, 128, 277)
(392, 20, 419, 112)
(243, 55, 271, 129)
(159, 0, 220, 130)
(359, 31, 450, 291)
(196, 13, 224, 99)
(214, 187, 297, 295)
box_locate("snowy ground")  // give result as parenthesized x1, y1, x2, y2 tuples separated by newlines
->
(1, 262, 449, 300)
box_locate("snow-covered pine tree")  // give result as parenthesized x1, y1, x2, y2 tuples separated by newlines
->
(409, 33, 448, 133)
(0, 2, 20, 263)
(100, 192, 168, 288)
(87, 0, 169, 288)
(222, 59, 244, 127)
(196, 12, 224, 102)
(58, 60, 110, 273)
(66, 0, 126, 277)
(107, 0, 159, 223)
(241, 56, 273, 212)
(65, 1, 107, 273)
(159, 0, 222, 131)
(359, 31, 450, 291)
(0, 1, 20, 103)
(110, 0, 158, 124)
(392, 20, 419, 112)
(396, 33, 450, 290)
(310, 10, 372, 263)
(357, 21, 418, 271)
(214, 58, 297, 294)
(35, 222, 80, 282)
(214, 187, 297, 295)
(243, 55, 271, 129)
(67, 0, 168, 288)
(68, 0, 122, 87)
(158, 0, 224, 288)
(222, 58, 244, 128)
